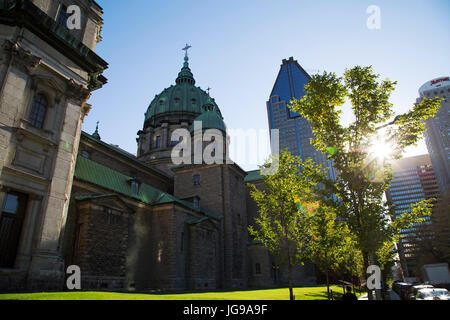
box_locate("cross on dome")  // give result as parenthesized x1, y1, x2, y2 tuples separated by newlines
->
(182, 44, 192, 60)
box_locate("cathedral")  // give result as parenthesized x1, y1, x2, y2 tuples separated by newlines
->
(0, 0, 316, 292)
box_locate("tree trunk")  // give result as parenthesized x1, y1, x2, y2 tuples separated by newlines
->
(285, 234, 294, 301)
(288, 261, 294, 301)
(370, 254, 382, 300)
(326, 268, 330, 300)
(363, 252, 375, 300)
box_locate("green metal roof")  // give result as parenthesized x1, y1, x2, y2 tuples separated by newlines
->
(74, 156, 221, 220)
(244, 169, 264, 183)
(74, 194, 117, 201)
(185, 217, 209, 225)
(190, 110, 226, 133)
(144, 59, 222, 125)
(81, 131, 172, 180)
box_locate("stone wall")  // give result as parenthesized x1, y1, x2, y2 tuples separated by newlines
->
(247, 244, 272, 288)
(173, 163, 249, 289)
(227, 165, 248, 288)
(0, 0, 106, 291)
(185, 220, 220, 290)
(126, 204, 175, 291)
(72, 199, 130, 290)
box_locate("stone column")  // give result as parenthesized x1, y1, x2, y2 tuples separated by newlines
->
(161, 122, 169, 148)
(147, 127, 154, 152)
(27, 81, 90, 291)
(43, 95, 59, 133)
(15, 194, 42, 271)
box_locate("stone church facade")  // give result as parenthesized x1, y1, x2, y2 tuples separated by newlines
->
(0, 0, 316, 292)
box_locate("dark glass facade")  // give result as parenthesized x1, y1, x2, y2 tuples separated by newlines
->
(386, 155, 441, 277)
(419, 83, 450, 196)
(267, 57, 336, 180)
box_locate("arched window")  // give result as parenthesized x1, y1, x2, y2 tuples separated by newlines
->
(29, 94, 47, 129)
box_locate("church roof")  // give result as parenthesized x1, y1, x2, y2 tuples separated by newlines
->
(144, 56, 222, 126)
(81, 131, 172, 180)
(244, 169, 264, 183)
(190, 97, 227, 133)
(74, 155, 221, 220)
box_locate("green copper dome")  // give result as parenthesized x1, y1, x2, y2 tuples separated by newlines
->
(144, 57, 222, 127)
(190, 97, 227, 133)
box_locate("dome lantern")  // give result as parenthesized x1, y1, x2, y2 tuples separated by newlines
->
(143, 46, 223, 128)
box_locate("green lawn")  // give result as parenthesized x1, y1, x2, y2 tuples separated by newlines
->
(0, 285, 363, 300)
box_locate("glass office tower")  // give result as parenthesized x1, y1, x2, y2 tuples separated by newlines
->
(418, 77, 450, 197)
(385, 154, 441, 277)
(267, 57, 336, 180)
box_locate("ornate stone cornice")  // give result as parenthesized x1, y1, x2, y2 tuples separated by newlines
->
(81, 103, 92, 121)
(0, 0, 108, 73)
(66, 79, 91, 103)
(2, 39, 41, 73)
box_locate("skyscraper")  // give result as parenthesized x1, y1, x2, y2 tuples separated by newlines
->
(267, 57, 336, 180)
(386, 155, 441, 277)
(418, 77, 450, 196)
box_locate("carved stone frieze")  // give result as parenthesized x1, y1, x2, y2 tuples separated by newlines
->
(81, 103, 92, 121)
(66, 79, 91, 104)
(2, 40, 42, 73)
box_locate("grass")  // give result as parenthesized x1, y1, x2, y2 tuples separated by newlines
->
(0, 285, 364, 300)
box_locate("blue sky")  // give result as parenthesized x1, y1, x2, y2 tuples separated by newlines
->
(86, 0, 450, 171)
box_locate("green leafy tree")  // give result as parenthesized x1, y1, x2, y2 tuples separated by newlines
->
(338, 236, 364, 288)
(248, 149, 324, 301)
(289, 66, 442, 299)
(307, 205, 355, 299)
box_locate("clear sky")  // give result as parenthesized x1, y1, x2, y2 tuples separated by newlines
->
(86, 0, 450, 171)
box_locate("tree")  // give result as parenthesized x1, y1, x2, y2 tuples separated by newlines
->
(338, 236, 364, 290)
(289, 66, 442, 299)
(248, 149, 324, 300)
(307, 205, 355, 299)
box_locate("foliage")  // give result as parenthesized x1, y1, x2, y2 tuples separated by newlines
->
(390, 199, 434, 243)
(338, 233, 364, 281)
(307, 204, 357, 297)
(248, 149, 325, 300)
(289, 66, 442, 297)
